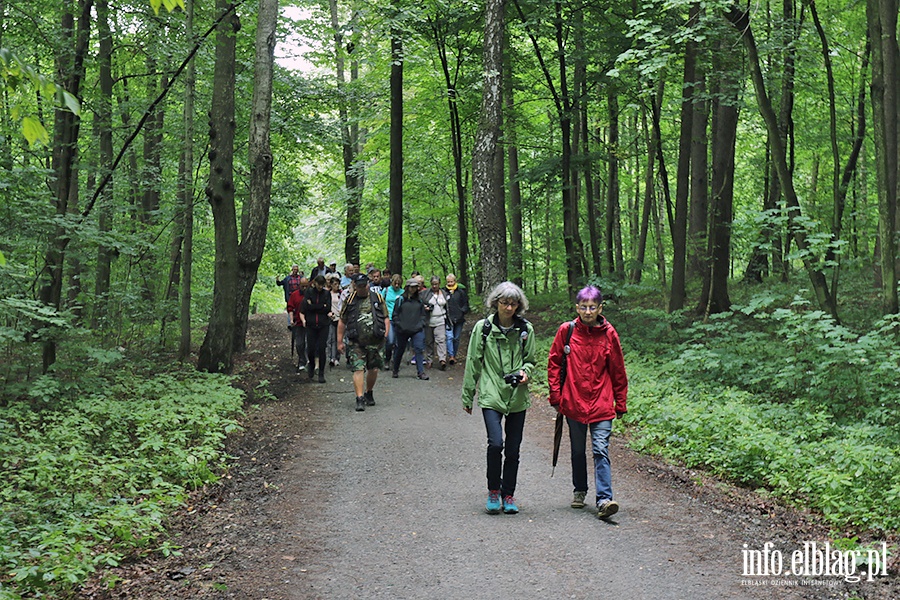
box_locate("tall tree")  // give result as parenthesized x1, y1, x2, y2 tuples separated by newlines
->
(668, 3, 700, 312)
(387, 1, 403, 274)
(233, 0, 278, 353)
(92, 0, 114, 329)
(39, 0, 92, 371)
(179, 0, 196, 361)
(197, 0, 240, 373)
(866, 0, 899, 314)
(471, 0, 507, 290)
(329, 0, 362, 266)
(726, 5, 839, 320)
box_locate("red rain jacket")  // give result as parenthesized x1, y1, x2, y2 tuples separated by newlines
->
(547, 316, 628, 424)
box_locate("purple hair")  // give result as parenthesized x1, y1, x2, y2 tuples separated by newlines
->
(575, 285, 603, 305)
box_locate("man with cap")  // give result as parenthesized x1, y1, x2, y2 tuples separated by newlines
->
(390, 279, 430, 381)
(338, 273, 391, 411)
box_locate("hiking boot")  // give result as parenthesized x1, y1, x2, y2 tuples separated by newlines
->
(364, 390, 375, 406)
(306, 363, 314, 380)
(318, 372, 326, 383)
(355, 396, 366, 412)
(439, 360, 446, 371)
(502, 495, 519, 514)
(485, 490, 501, 514)
(448, 357, 455, 365)
(417, 372, 429, 380)
(392, 370, 399, 378)
(571, 491, 587, 509)
(597, 499, 619, 520)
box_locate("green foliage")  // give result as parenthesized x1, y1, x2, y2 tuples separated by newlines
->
(0, 48, 80, 147)
(0, 366, 244, 598)
(662, 293, 900, 423)
(625, 364, 900, 531)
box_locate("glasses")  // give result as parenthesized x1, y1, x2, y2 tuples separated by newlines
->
(499, 300, 519, 308)
(576, 304, 600, 312)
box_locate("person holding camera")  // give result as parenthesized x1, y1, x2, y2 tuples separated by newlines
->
(461, 281, 536, 515)
(547, 285, 628, 520)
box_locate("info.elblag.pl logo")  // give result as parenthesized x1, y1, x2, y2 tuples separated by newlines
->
(741, 541, 890, 584)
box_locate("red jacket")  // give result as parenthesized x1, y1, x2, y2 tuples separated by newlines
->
(547, 316, 628, 424)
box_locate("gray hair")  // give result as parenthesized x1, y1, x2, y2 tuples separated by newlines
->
(485, 281, 529, 315)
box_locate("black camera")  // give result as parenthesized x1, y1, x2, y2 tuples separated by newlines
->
(503, 371, 522, 387)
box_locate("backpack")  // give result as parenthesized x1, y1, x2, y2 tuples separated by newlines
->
(480, 314, 530, 366)
(344, 289, 386, 344)
(558, 320, 576, 385)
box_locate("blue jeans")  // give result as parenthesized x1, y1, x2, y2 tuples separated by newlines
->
(567, 418, 613, 504)
(482, 408, 527, 497)
(392, 329, 425, 374)
(446, 321, 464, 358)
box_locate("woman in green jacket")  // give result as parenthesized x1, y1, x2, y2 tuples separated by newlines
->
(462, 281, 536, 515)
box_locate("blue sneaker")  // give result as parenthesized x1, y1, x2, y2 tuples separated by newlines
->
(485, 490, 501, 514)
(502, 495, 519, 514)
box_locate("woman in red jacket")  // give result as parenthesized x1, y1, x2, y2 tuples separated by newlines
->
(547, 285, 628, 520)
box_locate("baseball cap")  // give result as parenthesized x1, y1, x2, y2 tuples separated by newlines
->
(352, 273, 369, 285)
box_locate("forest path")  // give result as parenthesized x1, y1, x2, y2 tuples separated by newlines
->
(82, 313, 894, 600)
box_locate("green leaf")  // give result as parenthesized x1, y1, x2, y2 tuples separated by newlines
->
(21, 116, 49, 147)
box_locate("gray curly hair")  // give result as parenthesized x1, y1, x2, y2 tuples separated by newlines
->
(485, 281, 529, 316)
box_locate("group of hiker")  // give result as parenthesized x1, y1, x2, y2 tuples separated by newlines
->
(277, 263, 628, 522)
(276, 260, 471, 406)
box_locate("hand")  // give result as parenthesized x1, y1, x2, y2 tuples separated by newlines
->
(337, 342, 344, 353)
(616, 411, 626, 419)
(518, 370, 529, 384)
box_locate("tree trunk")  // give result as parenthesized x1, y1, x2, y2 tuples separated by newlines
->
(631, 92, 659, 284)
(39, 0, 92, 372)
(866, 0, 899, 314)
(388, 16, 403, 274)
(179, 0, 196, 361)
(726, 5, 839, 320)
(669, 3, 699, 312)
(197, 1, 240, 373)
(329, 0, 362, 267)
(688, 65, 709, 280)
(472, 0, 507, 291)
(606, 84, 623, 277)
(233, 0, 278, 354)
(430, 14, 470, 286)
(93, 0, 114, 329)
(505, 47, 523, 286)
(704, 61, 738, 315)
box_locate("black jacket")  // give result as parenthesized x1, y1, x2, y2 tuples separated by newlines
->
(301, 286, 331, 329)
(391, 293, 426, 334)
(443, 286, 470, 324)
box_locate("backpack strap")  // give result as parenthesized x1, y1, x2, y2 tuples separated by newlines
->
(559, 320, 576, 385)
(480, 314, 531, 366)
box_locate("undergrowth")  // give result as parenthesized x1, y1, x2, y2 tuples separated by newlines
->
(0, 364, 244, 599)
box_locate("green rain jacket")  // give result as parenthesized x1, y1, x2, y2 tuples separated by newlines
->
(461, 314, 536, 414)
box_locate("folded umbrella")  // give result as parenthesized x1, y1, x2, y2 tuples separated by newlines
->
(551, 411, 564, 477)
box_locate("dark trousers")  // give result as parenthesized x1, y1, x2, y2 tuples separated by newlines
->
(482, 408, 527, 497)
(306, 325, 328, 373)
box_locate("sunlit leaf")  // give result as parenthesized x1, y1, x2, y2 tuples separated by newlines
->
(21, 116, 49, 147)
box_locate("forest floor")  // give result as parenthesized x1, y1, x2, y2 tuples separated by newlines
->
(79, 312, 899, 600)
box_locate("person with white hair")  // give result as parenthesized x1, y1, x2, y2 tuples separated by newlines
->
(461, 281, 536, 515)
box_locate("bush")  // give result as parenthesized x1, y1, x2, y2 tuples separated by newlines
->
(0, 366, 244, 598)
(626, 358, 900, 532)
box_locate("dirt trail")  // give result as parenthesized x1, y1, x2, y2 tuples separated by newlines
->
(82, 313, 898, 600)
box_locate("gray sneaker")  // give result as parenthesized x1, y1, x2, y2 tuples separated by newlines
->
(571, 491, 586, 509)
(597, 499, 619, 520)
